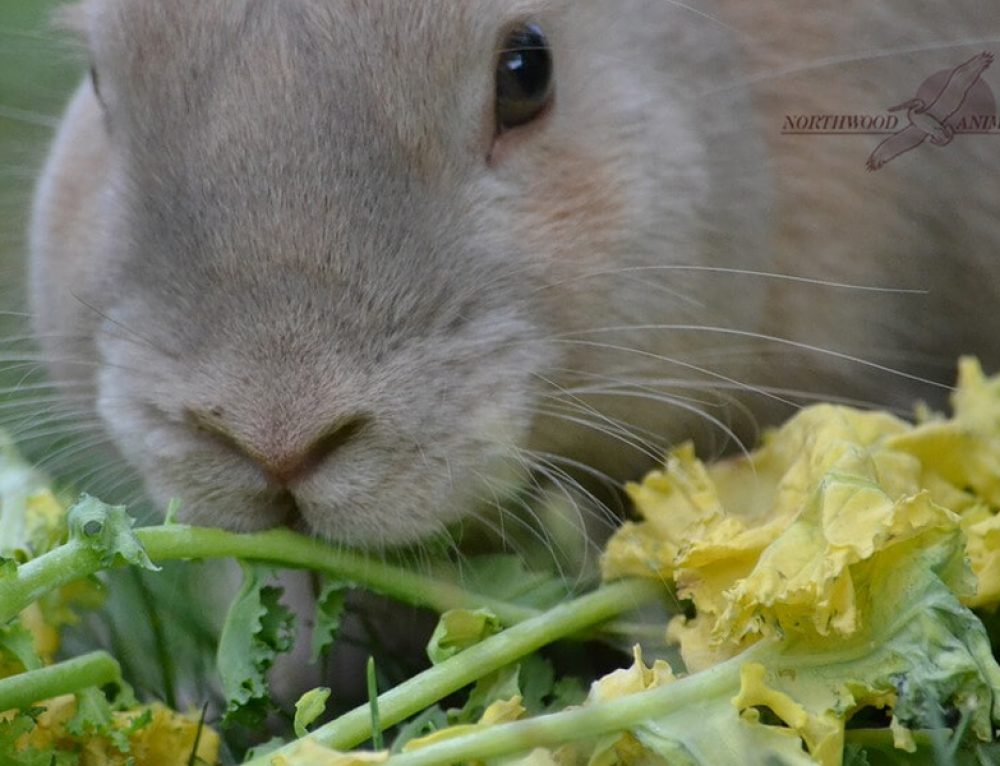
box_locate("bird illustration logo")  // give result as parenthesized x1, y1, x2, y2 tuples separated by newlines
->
(866, 52, 994, 171)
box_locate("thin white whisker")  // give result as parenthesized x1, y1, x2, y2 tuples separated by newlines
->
(514, 447, 625, 504)
(546, 338, 840, 411)
(0, 379, 92, 394)
(550, 376, 914, 417)
(465, 485, 537, 565)
(7, 418, 105, 445)
(532, 371, 666, 458)
(32, 432, 118, 473)
(553, 325, 953, 392)
(704, 36, 1000, 96)
(659, 0, 739, 34)
(472, 471, 576, 581)
(48, 452, 133, 493)
(0, 356, 101, 369)
(523, 455, 618, 536)
(532, 403, 663, 463)
(0, 330, 95, 343)
(547, 383, 754, 461)
(531, 265, 929, 297)
(533, 363, 756, 461)
(540, 368, 725, 409)
(71, 293, 181, 362)
(0, 400, 95, 420)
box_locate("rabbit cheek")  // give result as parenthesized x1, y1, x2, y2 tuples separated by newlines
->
(519, 144, 630, 285)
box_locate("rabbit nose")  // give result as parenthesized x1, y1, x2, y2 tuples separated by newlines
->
(253, 421, 363, 484)
(187, 409, 369, 485)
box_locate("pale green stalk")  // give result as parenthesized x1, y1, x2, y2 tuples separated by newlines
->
(0, 526, 538, 626)
(245, 579, 663, 765)
(0, 651, 121, 713)
(384, 648, 750, 766)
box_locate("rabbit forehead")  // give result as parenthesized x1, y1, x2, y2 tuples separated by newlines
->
(81, 0, 568, 177)
(82, 0, 562, 62)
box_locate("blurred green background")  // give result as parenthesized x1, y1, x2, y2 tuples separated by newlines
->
(0, 0, 80, 308)
(1, 0, 81, 457)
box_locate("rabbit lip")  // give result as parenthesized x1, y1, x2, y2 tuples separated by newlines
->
(274, 489, 306, 530)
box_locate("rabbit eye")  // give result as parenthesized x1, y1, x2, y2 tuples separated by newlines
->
(495, 23, 553, 132)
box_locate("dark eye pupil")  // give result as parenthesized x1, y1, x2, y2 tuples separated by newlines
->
(496, 23, 553, 131)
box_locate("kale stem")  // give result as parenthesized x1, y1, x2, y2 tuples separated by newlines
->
(1, 526, 656, 638)
(246, 578, 664, 765)
(0, 527, 538, 627)
(385, 648, 751, 766)
(0, 651, 121, 713)
(0, 539, 100, 625)
(139, 527, 542, 625)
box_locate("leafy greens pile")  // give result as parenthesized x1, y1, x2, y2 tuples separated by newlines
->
(3, 359, 1000, 765)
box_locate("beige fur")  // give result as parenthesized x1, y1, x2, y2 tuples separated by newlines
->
(29, 0, 1000, 548)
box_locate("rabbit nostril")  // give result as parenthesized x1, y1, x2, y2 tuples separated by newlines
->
(262, 417, 369, 485)
(186, 408, 244, 452)
(185, 409, 370, 486)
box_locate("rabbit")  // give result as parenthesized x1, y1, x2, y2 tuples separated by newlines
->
(26, 0, 1000, 555)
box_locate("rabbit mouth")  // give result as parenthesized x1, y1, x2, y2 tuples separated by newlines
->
(273, 489, 308, 532)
